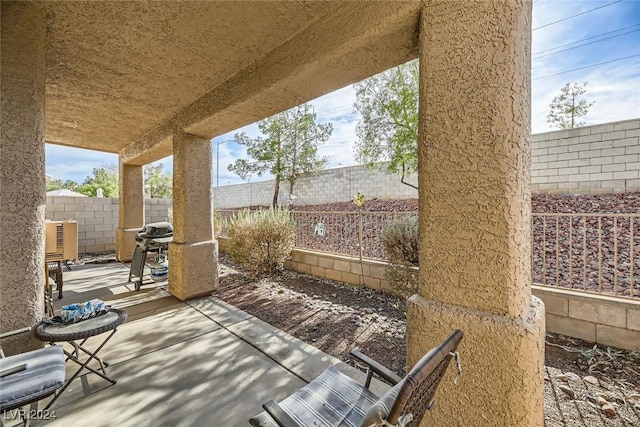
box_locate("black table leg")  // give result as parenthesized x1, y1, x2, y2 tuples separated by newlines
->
(44, 328, 119, 411)
(56, 260, 63, 299)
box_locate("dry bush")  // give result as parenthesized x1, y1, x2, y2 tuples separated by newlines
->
(213, 210, 228, 237)
(227, 208, 295, 275)
(381, 215, 419, 298)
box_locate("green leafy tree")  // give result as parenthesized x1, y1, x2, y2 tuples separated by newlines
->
(144, 163, 173, 199)
(77, 164, 119, 197)
(547, 81, 594, 129)
(354, 60, 418, 190)
(46, 179, 79, 192)
(229, 104, 332, 207)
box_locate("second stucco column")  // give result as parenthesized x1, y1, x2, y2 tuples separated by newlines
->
(169, 132, 218, 300)
(407, 1, 545, 426)
(116, 160, 144, 262)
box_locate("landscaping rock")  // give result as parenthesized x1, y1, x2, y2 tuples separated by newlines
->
(559, 385, 575, 398)
(583, 376, 599, 386)
(565, 372, 581, 381)
(601, 403, 617, 416)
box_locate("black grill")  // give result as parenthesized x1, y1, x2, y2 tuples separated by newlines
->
(135, 221, 173, 250)
(129, 222, 173, 291)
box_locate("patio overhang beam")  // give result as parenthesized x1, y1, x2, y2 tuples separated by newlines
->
(119, 1, 420, 166)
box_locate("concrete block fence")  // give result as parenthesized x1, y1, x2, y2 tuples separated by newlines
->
(212, 118, 640, 209)
(214, 163, 418, 209)
(532, 118, 640, 194)
(533, 286, 640, 352)
(45, 196, 172, 254)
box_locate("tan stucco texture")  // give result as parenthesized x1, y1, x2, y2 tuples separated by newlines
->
(172, 133, 214, 243)
(35, 1, 421, 166)
(0, 2, 47, 353)
(118, 163, 144, 227)
(116, 162, 144, 261)
(412, 1, 544, 425)
(407, 295, 545, 426)
(418, 0, 532, 318)
(115, 228, 140, 263)
(168, 133, 218, 298)
(169, 241, 218, 300)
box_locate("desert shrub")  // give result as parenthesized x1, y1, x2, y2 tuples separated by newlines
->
(381, 215, 419, 298)
(227, 207, 295, 275)
(213, 209, 228, 237)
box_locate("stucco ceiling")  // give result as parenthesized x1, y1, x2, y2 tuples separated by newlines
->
(40, 1, 421, 163)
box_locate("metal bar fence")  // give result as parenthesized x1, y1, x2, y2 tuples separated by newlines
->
(217, 209, 640, 299)
(531, 213, 640, 299)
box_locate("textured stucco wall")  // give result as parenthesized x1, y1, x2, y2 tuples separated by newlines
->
(0, 3, 47, 353)
(409, 1, 544, 426)
(36, 1, 422, 164)
(417, 2, 532, 318)
(45, 197, 172, 254)
(532, 118, 640, 194)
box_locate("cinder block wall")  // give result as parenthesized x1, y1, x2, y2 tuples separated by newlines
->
(533, 286, 640, 351)
(214, 163, 418, 209)
(532, 118, 640, 194)
(45, 197, 172, 254)
(213, 118, 640, 208)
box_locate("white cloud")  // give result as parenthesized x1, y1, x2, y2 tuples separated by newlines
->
(45, 145, 118, 183)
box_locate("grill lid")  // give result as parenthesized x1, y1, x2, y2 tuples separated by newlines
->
(139, 221, 173, 238)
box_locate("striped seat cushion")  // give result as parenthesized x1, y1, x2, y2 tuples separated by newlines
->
(0, 346, 66, 411)
(250, 366, 380, 427)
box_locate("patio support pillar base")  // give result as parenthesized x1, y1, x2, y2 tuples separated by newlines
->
(0, 3, 47, 354)
(169, 241, 218, 300)
(407, 296, 545, 426)
(409, 1, 544, 425)
(116, 161, 144, 262)
(168, 132, 218, 300)
(115, 228, 140, 262)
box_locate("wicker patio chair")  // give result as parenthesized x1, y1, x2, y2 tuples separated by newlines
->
(249, 329, 463, 427)
(0, 327, 66, 426)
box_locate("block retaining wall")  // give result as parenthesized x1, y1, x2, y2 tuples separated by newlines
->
(533, 286, 640, 351)
(218, 238, 640, 351)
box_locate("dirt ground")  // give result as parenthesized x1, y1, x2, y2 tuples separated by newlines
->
(212, 254, 640, 426)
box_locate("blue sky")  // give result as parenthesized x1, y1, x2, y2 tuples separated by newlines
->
(46, 0, 640, 186)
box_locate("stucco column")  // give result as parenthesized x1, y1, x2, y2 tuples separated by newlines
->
(0, 3, 47, 354)
(169, 132, 218, 300)
(116, 160, 144, 261)
(407, 1, 545, 426)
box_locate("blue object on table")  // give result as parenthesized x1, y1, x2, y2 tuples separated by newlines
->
(61, 298, 108, 323)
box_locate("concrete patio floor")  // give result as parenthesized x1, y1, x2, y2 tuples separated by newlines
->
(13, 262, 388, 427)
